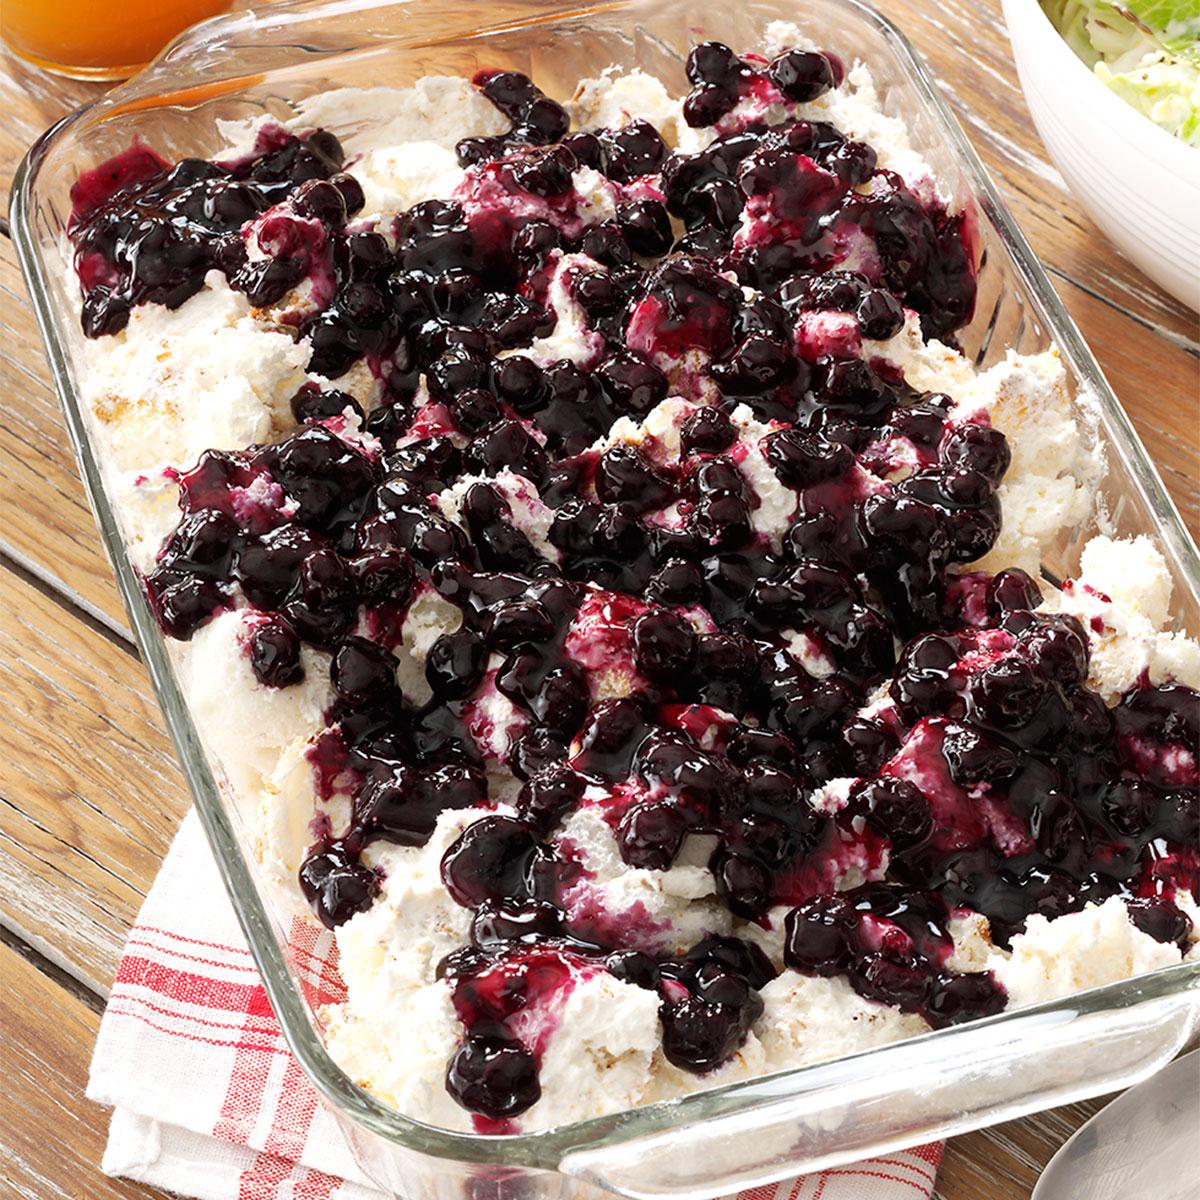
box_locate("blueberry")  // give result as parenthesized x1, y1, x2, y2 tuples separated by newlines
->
(426, 627, 487, 698)
(617, 200, 674, 256)
(727, 727, 798, 771)
(330, 172, 365, 215)
(471, 897, 564, 946)
(456, 135, 507, 167)
(517, 764, 584, 834)
(445, 1034, 540, 1118)
(851, 778, 932, 848)
(153, 574, 225, 639)
(522, 95, 570, 143)
(690, 493, 752, 550)
(780, 270, 868, 314)
(942, 723, 1020, 785)
(926, 971, 1007, 1027)
(855, 288, 904, 339)
(1099, 779, 1158, 837)
(605, 949, 660, 989)
(783, 894, 854, 975)
(440, 815, 542, 908)
(283, 547, 356, 647)
(595, 352, 668, 415)
(248, 617, 305, 687)
(292, 178, 348, 226)
(659, 989, 762, 1074)
(966, 657, 1049, 730)
(494, 355, 544, 411)
(680, 407, 736, 456)
(1126, 897, 1191, 948)
(236, 524, 326, 609)
(891, 632, 961, 723)
(597, 120, 668, 182)
(1020, 615, 1089, 687)
(686, 41, 744, 86)
(683, 85, 739, 129)
(290, 385, 364, 425)
(826, 140, 877, 186)
(849, 951, 931, 1011)
(840, 716, 899, 775)
(511, 727, 569, 782)
(647, 558, 705, 606)
(487, 600, 555, 651)
(713, 851, 773, 918)
(616, 800, 689, 870)
(632, 610, 697, 681)
(266, 426, 378, 530)
(479, 70, 538, 117)
(332, 635, 396, 705)
(767, 49, 837, 101)
(348, 546, 415, 606)
(572, 268, 621, 319)
(533, 665, 590, 740)
(561, 132, 604, 169)
(159, 508, 240, 576)
(574, 698, 650, 782)
(711, 334, 794, 394)
(579, 222, 635, 268)
(595, 446, 674, 511)
(941, 423, 1011, 484)
(510, 144, 577, 198)
(765, 428, 851, 489)
(511, 220, 562, 266)
(987, 568, 1042, 617)
(688, 177, 744, 229)
(299, 843, 377, 928)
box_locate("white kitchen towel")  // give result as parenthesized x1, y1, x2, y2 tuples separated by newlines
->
(88, 810, 943, 1200)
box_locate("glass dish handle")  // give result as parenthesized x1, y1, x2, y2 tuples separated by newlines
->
(96, 0, 588, 108)
(560, 984, 1200, 1199)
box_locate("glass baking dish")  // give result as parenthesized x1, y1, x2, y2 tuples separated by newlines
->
(11, 0, 1200, 1196)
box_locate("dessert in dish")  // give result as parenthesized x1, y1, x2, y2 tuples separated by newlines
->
(67, 21, 1199, 1133)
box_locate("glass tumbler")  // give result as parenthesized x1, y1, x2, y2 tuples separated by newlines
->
(1, 0, 230, 79)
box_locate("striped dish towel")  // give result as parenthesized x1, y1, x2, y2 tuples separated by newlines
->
(87, 810, 943, 1199)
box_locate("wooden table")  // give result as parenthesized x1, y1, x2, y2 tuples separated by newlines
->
(1, 1, 1196, 1196)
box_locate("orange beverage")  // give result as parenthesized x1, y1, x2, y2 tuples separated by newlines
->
(1, 0, 231, 79)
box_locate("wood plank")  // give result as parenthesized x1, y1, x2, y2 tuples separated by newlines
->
(0, 52, 103, 199)
(1, 239, 132, 633)
(0, 938, 163, 1200)
(0, 565, 183, 995)
(937, 1097, 1108, 1198)
(1050, 273, 1200, 536)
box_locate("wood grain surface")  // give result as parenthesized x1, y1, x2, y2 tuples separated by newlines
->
(0, 1, 1196, 1197)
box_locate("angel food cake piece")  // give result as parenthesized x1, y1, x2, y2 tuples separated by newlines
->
(67, 22, 1199, 1134)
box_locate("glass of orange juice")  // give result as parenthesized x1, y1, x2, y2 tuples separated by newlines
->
(1, 0, 232, 79)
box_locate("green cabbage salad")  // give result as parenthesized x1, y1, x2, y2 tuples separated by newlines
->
(1041, 1, 1200, 145)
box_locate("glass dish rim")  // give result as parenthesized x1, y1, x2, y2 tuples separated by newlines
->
(11, 0, 1200, 1169)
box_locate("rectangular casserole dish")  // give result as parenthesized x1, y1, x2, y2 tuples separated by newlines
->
(12, 1, 1200, 1196)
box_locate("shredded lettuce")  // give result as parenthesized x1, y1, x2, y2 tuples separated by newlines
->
(1041, 0, 1200, 145)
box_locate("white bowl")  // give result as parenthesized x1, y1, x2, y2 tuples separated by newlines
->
(1003, 0, 1200, 311)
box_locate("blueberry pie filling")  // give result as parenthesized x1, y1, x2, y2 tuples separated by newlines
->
(71, 24, 1199, 1132)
